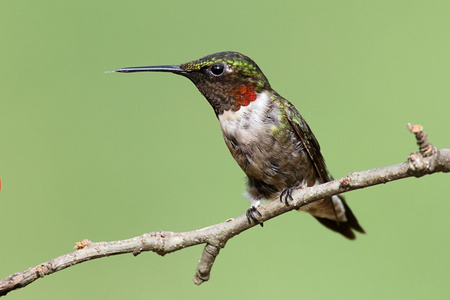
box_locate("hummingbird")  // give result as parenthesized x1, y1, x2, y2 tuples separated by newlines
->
(113, 51, 364, 239)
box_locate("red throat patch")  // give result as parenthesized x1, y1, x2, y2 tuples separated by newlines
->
(229, 84, 257, 110)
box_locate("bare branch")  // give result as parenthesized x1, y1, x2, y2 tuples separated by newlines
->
(0, 124, 448, 296)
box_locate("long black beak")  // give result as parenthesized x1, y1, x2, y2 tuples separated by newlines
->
(113, 65, 186, 74)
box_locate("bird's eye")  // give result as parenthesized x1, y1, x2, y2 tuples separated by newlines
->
(210, 63, 225, 76)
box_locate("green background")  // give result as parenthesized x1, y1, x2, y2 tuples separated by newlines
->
(1, 1, 449, 299)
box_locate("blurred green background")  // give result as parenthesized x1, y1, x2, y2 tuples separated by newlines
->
(1, 1, 449, 299)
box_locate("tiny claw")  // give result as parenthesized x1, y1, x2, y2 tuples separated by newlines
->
(246, 211, 252, 224)
(280, 190, 286, 204)
(246, 206, 263, 227)
(280, 188, 294, 206)
(253, 207, 262, 217)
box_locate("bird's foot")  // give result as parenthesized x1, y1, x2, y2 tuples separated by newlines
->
(246, 206, 263, 227)
(280, 186, 297, 206)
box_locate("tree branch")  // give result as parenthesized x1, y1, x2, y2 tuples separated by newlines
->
(0, 124, 448, 296)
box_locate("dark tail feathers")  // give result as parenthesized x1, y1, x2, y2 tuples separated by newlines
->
(314, 196, 365, 240)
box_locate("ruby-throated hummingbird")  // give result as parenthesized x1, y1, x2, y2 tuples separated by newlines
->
(113, 51, 364, 239)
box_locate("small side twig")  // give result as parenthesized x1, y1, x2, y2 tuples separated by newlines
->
(407, 123, 437, 157)
(194, 244, 222, 285)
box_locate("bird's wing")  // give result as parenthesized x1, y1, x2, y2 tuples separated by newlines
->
(282, 100, 330, 183)
(282, 99, 365, 238)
